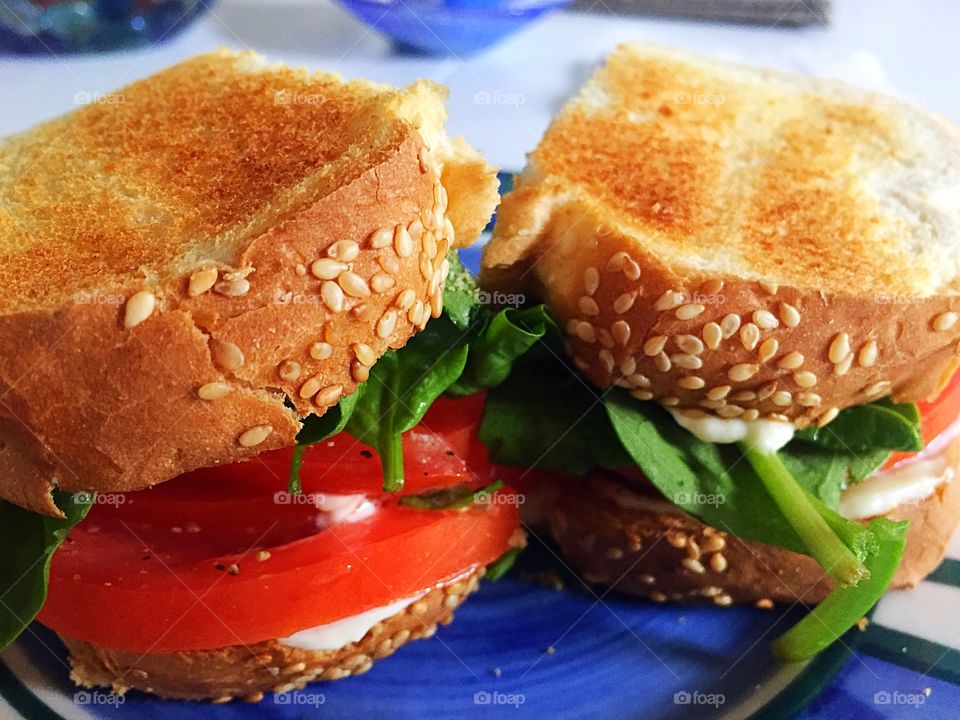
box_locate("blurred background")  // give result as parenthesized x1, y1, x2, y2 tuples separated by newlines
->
(1, 0, 958, 172)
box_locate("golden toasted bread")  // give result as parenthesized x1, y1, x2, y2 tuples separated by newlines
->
(0, 50, 498, 515)
(482, 43, 960, 426)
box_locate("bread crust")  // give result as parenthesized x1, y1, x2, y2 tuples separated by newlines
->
(548, 433, 960, 606)
(62, 568, 483, 701)
(483, 44, 960, 430)
(0, 55, 498, 516)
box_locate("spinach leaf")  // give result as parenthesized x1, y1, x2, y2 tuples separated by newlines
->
(440, 251, 478, 330)
(288, 387, 365, 492)
(795, 398, 922, 453)
(399, 480, 504, 510)
(485, 547, 522, 582)
(0, 491, 93, 650)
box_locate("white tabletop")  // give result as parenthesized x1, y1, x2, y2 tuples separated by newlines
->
(1, 0, 957, 171)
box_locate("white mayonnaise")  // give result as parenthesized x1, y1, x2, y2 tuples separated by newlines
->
(668, 409, 795, 454)
(314, 493, 377, 524)
(280, 593, 425, 651)
(839, 414, 960, 519)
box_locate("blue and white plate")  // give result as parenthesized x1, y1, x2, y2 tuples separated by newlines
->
(2, 175, 958, 719)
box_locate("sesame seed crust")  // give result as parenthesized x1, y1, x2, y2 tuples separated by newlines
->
(61, 566, 489, 701)
(1, 107, 497, 516)
(547, 469, 960, 609)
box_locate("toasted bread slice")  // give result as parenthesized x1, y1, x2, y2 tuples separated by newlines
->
(62, 568, 483, 701)
(482, 43, 960, 427)
(548, 434, 960, 606)
(0, 50, 498, 515)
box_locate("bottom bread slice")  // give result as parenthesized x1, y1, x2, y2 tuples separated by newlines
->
(62, 568, 483, 702)
(548, 471, 960, 608)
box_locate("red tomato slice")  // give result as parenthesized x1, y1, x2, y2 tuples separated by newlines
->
(39, 396, 517, 653)
(884, 370, 960, 469)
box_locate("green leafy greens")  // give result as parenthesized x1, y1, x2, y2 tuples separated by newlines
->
(0, 491, 93, 650)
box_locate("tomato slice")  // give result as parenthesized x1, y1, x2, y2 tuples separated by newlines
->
(39, 396, 517, 653)
(884, 370, 960, 469)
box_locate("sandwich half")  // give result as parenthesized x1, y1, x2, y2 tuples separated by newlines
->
(0, 50, 527, 701)
(480, 43, 960, 660)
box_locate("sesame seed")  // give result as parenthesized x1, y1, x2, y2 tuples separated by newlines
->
(793, 370, 817, 388)
(858, 340, 878, 368)
(198, 382, 231, 400)
(666, 532, 687, 548)
(713, 594, 733, 607)
(640, 574, 656, 585)
(379, 254, 400, 274)
(778, 351, 804, 369)
(759, 281, 779, 295)
(709, 553, 728, 573)
(606, 251, 630, 271)
(605, 547, 624, 560)
(752, 310, 779, 330)
(321, 281, 345, 312)
(279, 360, 302, 380)
(630, 389, 654, 401)
(864, 380, 891, 397)
(702, 322, 722, 350)
(703, 535, 726, 552)
(676, 304, 705, 320)
(676, 334, 704, 355)
(394, 225, 414, 258)
(818, 407, 840, 427)
(644, 335, 668, 356)
(619, 356, 637, 375)
(339, 272, 371, 298)
(834, 354, 853, 376)
(299, 375, 323, 398)
(579, 296, 600, 316)
(701, 586, 722, 597)
(327, 240, 360, 262)
(239, 425, 272, 448)
(370, 273, 396, 294)
(124, 290, 156, 328)
(654, 291, 684, 312)
(828, 333, 851, 364)
(315, 384, 343, 406)
(573, 357, 589, 372)
(611, 321, 631, 346)
(210, 340, 244, 372)
(700, 399, 726, 410)
(310, 258, 348, 280)
(798, 392, 822, 407)
(408, 300, 425, 326)
(370, 227, 393, 248)
(756, 598, 774, 609)
(720, 313, 741, 339)
(678, 376, 705, 390)
(671, 353, 703, 370)
(728, 363, 759, 382)
(188, 268, 218, 297)
(353, 342, 377, 366)
(418, 146, 432, 173)
(757, 382, 777, 401)
(629, 373, 651, 387)
(396, 288, 416, 310)
(214, 277, 250, 296)
(574, 321, 596, 343)
(779, 302, 800, 327)
(256, 550, 271, 562)
(682, 558, 706, 574)
(377, 310, 399, 339)
(419, 255, 434, 281)
(707, 385, 731, 401)
(700, 279, 724, 295)
(650, 591, 667, 603)
(598, 349, 615, 373)
(613, 291, 637, 314)
(622, 258, 641, 281)
(772, 390, 792, 407)
(661, 396, 680, 406)
(654, 352, 672, 373)
(583, 267, 599, 295)
(758, 338, 779, 363)
(408, 218, 424, 245)
(352, 361, 370, 382)
(934, 311, 958, 332)
(742, 409, 759, 420)
(730, 390, 756, 402)
(717, 404, 745, 418)
(597, 328, 614, 348)
(739, 323, 760, 351)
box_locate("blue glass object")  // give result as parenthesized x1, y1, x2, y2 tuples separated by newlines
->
(0, 0, 215, 53)
(335, 0, 571, 55)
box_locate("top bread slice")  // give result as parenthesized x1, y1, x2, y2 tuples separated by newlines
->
(0, 49, 498, 515)
(483, 43, 960, 428)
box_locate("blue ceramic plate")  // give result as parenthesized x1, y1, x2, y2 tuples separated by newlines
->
(2, 177, 959, 718)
